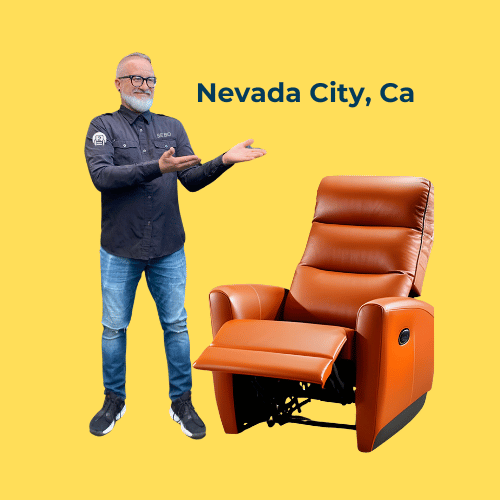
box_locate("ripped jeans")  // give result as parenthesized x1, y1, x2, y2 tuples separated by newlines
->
(100, 246, 191, 401)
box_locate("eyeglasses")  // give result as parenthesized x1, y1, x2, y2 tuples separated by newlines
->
(118, 75, 157, 88)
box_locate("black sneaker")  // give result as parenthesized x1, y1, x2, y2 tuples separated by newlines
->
(89, 390, 126, 436)
(170, 391, 206, 439)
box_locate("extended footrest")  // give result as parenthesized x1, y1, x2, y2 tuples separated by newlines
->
(193, 319, 347, 387)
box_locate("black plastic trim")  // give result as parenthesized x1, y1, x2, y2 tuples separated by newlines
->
(372, 393, 427, 450)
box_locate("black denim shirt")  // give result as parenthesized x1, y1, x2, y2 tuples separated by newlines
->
(85, 105, 232, 260)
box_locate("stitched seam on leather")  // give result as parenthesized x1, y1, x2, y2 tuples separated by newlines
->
(209, 294, 216, 336)
(196, 364, 324, 385)
(314, 220, 421, 230)
(207, 344, 339, 360)
(248, 284, 262, 319)
(298, 264, 410, 279)
(367, 303, 384, 451)
(384, 305, 434, 318)
(412, 180, 432, 291)
(208, 293, 215, 339)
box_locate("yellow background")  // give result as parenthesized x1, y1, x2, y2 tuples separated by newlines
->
(2, 1, 498, 498)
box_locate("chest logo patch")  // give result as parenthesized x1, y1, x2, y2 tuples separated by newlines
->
(92, 132, 107, 146)
(157, 132, 172, 138)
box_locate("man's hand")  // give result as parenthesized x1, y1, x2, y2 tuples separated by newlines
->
(222, 139, 267, 165)
(159, 148, 201, 174)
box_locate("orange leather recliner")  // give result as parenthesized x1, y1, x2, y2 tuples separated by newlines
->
(194, 176, 434, 452)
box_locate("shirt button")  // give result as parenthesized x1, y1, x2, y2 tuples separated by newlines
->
(139, 129, 143, 132)
(123, 144, 126, 147)
(148, 221, 151, 225)
(143, 149, 147, 153)
(148, 196, 151, 199)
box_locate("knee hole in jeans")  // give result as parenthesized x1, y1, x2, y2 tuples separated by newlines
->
(102, 326, 127, 340)
(161, 319, 187, 335)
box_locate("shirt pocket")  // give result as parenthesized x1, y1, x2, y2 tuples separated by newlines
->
(113, 139, 140, 165)
(153, 139, 177, 160)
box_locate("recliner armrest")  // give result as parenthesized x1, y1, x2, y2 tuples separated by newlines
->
(206, 284, 288, 434)
(355, 297, 434, 452)
(209, 285, 288, 337)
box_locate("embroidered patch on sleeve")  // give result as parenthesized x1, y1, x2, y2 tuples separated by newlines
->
(92, 132, 107, 146)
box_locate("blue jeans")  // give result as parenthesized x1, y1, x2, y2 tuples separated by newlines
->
(100, 246, 191, 401)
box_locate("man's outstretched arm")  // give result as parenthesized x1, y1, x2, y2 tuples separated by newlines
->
(177, 139, 266, 192)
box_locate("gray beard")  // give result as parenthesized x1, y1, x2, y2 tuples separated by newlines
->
(122, 92, 153, 113)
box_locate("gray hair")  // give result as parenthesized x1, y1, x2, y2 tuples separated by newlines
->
(116, 53, 152, 77)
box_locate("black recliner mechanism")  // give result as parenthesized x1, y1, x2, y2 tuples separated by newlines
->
(233, 360, 356, 431)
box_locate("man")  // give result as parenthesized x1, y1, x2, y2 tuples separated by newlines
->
(85, 52, 265, 439)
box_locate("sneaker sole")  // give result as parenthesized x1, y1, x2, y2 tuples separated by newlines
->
(90, 405, 126, 437)
(169, 408, 206, 440)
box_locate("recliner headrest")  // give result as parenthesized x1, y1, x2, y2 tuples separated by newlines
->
(315, 176, 433, 231)
(313, 176, 434, 296)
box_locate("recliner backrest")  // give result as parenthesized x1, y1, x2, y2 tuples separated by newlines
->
(283, 176, 434, 329)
